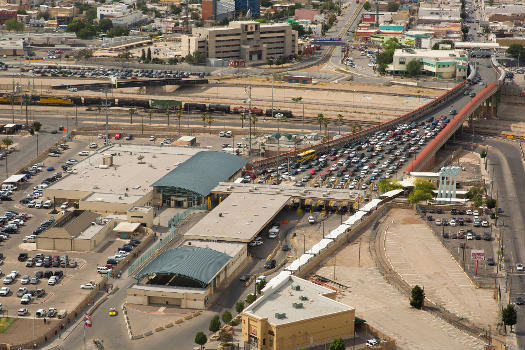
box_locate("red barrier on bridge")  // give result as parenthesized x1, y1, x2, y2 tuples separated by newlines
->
(250, 80, 467, 169)
(403, 82, 498, 173)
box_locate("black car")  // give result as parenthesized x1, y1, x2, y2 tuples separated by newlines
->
(516, 297, 524, 305)
(483, 232, 491, 241)
(18, 253, 28, 262)
(129, 239, 141, 247)
(264, 259, 276, 269)
(443, 232, 450, 239)
(54, 270, 63, 279)
(487, 257, 495, 266)
(282, 244, 290, 251)
(44, 270, 53, 278)
(239, 274, 251, 282)
(36, 289, 46, 297)
(35, 271, 44, 278)
(451, 208, 457, 215)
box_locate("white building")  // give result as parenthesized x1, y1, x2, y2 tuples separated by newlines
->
(387, 48, 469, 79)
(97, 4, 144, 28)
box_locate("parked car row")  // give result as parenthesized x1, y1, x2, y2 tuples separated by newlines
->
(0, 211, 31, 242)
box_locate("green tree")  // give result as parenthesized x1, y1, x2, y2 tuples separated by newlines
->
(108, 26, 130, 38)
(235, 301, 245, 313)
(2, 138, 13, 149)
(221, 310, 232, 325)
(32, 121, 42, 132)
(507, 44, 524, 63)
(256, 280, 267, 294)
(410, 285, 425, 309)
(246, 293, 256, 304)
(201, 112, 208, 127)
(194, 331, 207, 349)
(98, 18, 113, 32)
(387, 2, 399, 12)
(5, 18, 25, 32)
(502, 304, 517, 333)
(322, 117, 330, 137)
(128, 108, 135, 124)
(486, 197, 496, 209)
(17, 9, 27, 14)
(432, 40, 454, 50)
(408, 179, 436, 203)
(77, 26, 96, 39)
(336, 113, 343, 135)
(406, 60, 422, 76)
(166, 109, 171, 127)
(378, 178, 403, 193)
(209, 315, 221, 332)
(480, 149, 487, 158)
(363, 1, 371, 10)
(74, 48, 93, 60)
(291, 22, 305, 37)
(141, 49, 146, 62)
(240, 113, 246, 128)
(86, 7, 97, 21)
(118, 51, 133, 60)
(206, 114, 215, 130)
(176, 108, 182, 133)
(316, 113, 324, 131)
(466, 186, 483, 207)
(147, 47, 152, 62)
(329, 337, 345, 350)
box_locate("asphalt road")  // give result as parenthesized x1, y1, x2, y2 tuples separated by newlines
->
(485, 139, 525, 347)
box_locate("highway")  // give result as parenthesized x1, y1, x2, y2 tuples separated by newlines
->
(485, 139, 525, 347)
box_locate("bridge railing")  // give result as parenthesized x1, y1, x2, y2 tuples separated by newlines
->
(249, 80, 468, 170)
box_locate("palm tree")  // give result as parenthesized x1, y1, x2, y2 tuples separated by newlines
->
(8, 94, 15, 123)
(2, 137, 13, 149)
(128, 108, 135, 125)
(322, 117, 330, 137)
(355, 124, 362, 132)
(206, 114, 215, 133)
(148, 110, 153, 125)
(251, 115, 258, 134)
(316, 113, 324, 132)
(201, 112, 208, 127)
(166, 109, 171, 127)
(351, 124, 358, 133)
(240, 113, 246, 128)
(176, 108, 182, 134)
(337, 113, 343, 135)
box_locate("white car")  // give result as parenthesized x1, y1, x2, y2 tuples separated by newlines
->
(149, 136, 156, 141)
(449, 219, 456, 227)
(517, 264, 524, 272)
(21, 294, 32, 304)
(60, 202, 69, 209)
(78, 151, 89, 156)
(366, 338, 379, 347)
(48, 276, 57, 285)
(481, 220, 489, 227)
(17, 308, 28, 316)
(80, 283, 96, 289)
(89, 143, 98, 149)
(23, 235, 36, 243)
(466, 209, 473, 215)
(308, 216, 315, 224)
(20, 275, 30, 285)
(467, 233, 473, 240)
(0, 287, 10, 296)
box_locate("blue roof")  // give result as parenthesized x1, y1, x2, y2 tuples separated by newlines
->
(152, 151, 246, 196)
(136, 246, 232, 286)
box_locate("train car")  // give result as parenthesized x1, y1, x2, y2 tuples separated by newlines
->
(39, 97, 73, 106)
(250, 107, 264, 116)
(82, 97, 104, 106)
(208, 104, 230, 114)
(70, 96, 82, 106)
(232, 106, 248, 114)
(183, 103, 206, 112)
(265, 109, 293, 118)
(117, 98, 150, 108)
(0, 95, 21, 104)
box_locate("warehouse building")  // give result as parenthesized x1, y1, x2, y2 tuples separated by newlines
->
(127, 240, 247, 308)
(242, 275, 355, 350)
(36, 210, 115, 251)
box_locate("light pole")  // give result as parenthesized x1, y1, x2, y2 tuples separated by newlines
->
(276, 113, 283, 176)
(244, 85, 252, 155)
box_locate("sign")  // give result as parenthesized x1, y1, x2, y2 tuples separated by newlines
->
(471, 249, 485, 261)
(313, 37, 342, 43)
(249, 326, 257, 336)
(362, 13, 376, 22)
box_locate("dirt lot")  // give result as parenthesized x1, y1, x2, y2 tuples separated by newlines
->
(311, 219, 488, 349)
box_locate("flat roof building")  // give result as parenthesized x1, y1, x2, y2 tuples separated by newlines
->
(184, 192, 291, 242)
(242, 275, 355, 350)
(181, 21, 298, 65)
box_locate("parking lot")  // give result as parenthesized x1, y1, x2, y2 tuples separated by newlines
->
(421, 205, 498, 280)
(0, 138, 140, 321)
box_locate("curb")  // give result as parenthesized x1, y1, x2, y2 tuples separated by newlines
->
(124, 308, 202, 340)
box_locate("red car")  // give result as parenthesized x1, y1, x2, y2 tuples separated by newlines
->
(272, 179, 281, 185)
(114, 133, 122, 140)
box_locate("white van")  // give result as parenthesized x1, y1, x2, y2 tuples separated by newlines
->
(43, 200, 53, 209)
(1, 184, 16, 191)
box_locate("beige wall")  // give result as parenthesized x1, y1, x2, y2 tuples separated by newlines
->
(43, 189, 92, 202)
(126, 286, 211, 309)
(242, 309, 355, 350)
(127, 207, 154, 227)
(79, 200, 132, 214)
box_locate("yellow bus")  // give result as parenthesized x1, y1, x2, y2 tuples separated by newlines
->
(296, 149, 316, 163)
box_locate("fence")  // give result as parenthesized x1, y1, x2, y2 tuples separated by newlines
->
(127, 205, 206, 275)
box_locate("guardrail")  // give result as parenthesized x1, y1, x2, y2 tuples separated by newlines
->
(249, 80, 468, 170)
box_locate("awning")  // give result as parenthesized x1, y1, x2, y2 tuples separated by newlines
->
(285, 253, 314, 272)
(3, 174, 27, 184)
(380, 189, 404, 199)
(113, 221, 141, 233)
(306, 238, 333, 255)
(360, 199, 383, 213)
(325, 224, 350, 239)
(344, 211, 367, 225)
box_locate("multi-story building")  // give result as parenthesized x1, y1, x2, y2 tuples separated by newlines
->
(234, 0, 259, 17)
(388, 48, 469, 79)
(202, 0, 235, 20)
(96, 4, 144, 28)
(181, 21, 297, 64)
(0, 9, 17, 24)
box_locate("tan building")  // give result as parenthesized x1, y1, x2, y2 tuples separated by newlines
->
(126, 206, 154, 227)
(127, 240, 247, 309)
(36, 210, 115, 251)
(181, 21, 298, 64)
(242, 275, 355, 350)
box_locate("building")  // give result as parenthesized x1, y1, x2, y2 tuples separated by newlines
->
(0, 9, 17, 24)
(294, 9, 320, 22)
(36, 210, 115, 251)
(202, 0, 235, 21)
(152, 151, 246, 208)
(234, 0, 259, 17)
(0, 38, 24, 56)
(43, 144, 205, 214)
(242, 275, 355, 350)
(181, 21, 298, 64)
(127, 240, 247, 308)
(96, 4, 144, 28)
(201, 0, 216, 20)
(387, 48, 469, 79)
(417, 7, 461, 24)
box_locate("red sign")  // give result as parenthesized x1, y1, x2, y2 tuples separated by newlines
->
(362, 13, 376, 22)
(471, 250, 485, 261)
(249, 326, 257, 336)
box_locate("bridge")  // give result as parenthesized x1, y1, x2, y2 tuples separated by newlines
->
(249, 56, 509, 176)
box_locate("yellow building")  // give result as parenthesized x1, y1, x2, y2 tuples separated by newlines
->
(242, 275, 355, 350)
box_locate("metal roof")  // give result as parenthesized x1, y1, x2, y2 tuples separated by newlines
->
(152, 151, 247, 196)
(136, 246, 232, 286)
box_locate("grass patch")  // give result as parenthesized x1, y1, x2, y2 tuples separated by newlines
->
(0, 317, 16, 333)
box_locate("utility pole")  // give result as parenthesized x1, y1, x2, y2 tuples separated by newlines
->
(302, 102, 305, 136)
(103, 88, 110, 144)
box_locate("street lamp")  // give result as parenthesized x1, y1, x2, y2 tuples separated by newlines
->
(275, 113, 284, 176)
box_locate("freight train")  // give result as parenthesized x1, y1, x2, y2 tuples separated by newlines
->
(0, 94, 295, 117)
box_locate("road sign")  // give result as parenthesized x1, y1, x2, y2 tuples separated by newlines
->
(471, 249, 485, 261)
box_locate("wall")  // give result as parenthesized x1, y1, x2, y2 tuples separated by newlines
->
(126, 285, 210, 308)
(79, 200, 132, 214)
(43, 189, 92, 202)
(127, 207, 154, 227)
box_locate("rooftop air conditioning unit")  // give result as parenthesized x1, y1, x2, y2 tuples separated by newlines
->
(226, 186, 232, 191)
(292, 302, 303, 309)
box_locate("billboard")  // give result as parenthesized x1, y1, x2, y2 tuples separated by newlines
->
(362, 13, 376, 22)
(471, 250, 485, 261)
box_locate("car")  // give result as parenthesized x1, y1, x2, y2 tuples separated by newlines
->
(516, 296, 524, 305)
(125, 134, 133, 140)
(18, 253, 28, 262)
(78, 151, 89, 156)
(21, 294, 32, 304)
(109, 307, 117, 316)
(308, 216, 315, 224)
(239, 274, 251, 282)
(516, 263, 524, 271)
(282, 244, 290, 251)
(80, 283, 96, 289)
(264, 259, 276, 269)
(0, 287, 10, 296)
(366, 338, 379, 347)
(17, 308, 28, 316)
(3, 276, 13, 284)
(487, 257, 495, 266)
(36, 308, 47, 317)
(24, 235, 37, 243)
(449, 219, 456, 227)
(30, 277, 39, 284)
(21, 275, 30, 284)
(466, 209, 473, 215)
(467, 233, 473, 240)
(60, 202, 69, 209)
(47, 307, 57, 317)
(89, 143, 98, 149)
(435, 219, 442, 226)
(48, 276, 57, 285)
